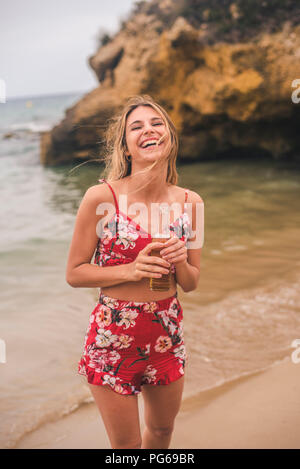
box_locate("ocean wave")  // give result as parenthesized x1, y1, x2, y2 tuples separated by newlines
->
(10, 121, 52, 133)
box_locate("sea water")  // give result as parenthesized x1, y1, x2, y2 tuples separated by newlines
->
(1, 92, 300, 448)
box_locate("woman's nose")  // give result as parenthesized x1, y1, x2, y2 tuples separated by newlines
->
(143, 123, 155, 133)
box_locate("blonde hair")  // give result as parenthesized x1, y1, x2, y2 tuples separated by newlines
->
(100, 94, 179, 194)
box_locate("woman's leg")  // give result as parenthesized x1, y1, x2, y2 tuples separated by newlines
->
(141, 375, 184, 449)
(88, 383, 142, 449)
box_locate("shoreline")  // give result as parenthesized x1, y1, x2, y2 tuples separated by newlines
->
(14, 356, 300, 449)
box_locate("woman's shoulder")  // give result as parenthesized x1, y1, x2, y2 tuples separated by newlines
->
(84, 182, 106, 197)
(171, 185, 204, 204)
(81, 181, 114, 206)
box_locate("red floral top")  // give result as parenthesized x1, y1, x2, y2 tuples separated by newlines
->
(94, 179, 192, 274)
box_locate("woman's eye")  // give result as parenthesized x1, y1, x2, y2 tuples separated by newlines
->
(132, 123, 163, 130)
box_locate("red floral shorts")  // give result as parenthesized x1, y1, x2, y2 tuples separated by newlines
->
(78, 291, 187, 395)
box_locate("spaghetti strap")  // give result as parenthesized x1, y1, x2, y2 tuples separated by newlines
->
(184, 189, 189, 203)
(98, 178, 119, 234)
(184, 188, 189, 212)
(98, 178, 119, 213)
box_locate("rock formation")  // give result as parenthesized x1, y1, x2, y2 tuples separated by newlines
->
(40, 0, 300, 166)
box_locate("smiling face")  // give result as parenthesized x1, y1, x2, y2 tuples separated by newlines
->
(124, 105, 169, 163)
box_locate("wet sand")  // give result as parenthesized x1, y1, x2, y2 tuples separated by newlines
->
(15, 356, 300, 449)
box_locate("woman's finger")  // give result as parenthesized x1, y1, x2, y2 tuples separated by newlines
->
(160, 239, 184, 255)
(137, 262, 170, 275)
(163, 246, 186, 260)
(170, 253, 188, 263)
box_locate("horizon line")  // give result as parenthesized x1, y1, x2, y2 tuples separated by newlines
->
(5, 88, 93, 102)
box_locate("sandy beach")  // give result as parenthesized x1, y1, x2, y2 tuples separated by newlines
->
(15, 356, 300, 449)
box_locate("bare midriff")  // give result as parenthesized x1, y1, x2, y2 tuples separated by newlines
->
(101, 273, 177, 302)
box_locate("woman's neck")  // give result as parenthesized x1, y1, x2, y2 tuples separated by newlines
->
(125, 166, 169, 203)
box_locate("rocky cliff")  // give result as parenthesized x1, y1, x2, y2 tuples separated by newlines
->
(40, 0, 300, 166)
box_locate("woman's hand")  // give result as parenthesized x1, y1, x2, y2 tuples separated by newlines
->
(128, 241, 172, 282)
(159, 234, 188, 268)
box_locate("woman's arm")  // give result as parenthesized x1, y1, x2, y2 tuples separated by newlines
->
(67, 263, 131, 289)
(171, 191, 203, 293)
(65, 185, 132, 288)
(174, 258, 201, 293)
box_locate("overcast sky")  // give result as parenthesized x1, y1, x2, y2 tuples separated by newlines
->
(1, 0, 138, 99)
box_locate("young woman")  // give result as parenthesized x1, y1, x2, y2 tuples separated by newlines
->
(66, 95, 203, 449)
